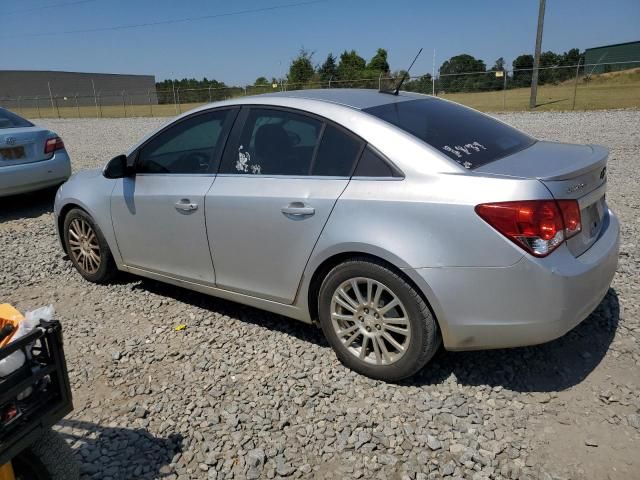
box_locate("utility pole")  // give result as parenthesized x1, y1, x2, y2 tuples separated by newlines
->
(529, 0, 546, 109)
(432, 48, 436, 96)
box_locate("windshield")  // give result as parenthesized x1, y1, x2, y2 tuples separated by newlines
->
(364, 98, 535, 169)
(0, 108, 34, 129)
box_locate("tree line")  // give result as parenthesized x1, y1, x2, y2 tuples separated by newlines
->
(154, 47, 586, 103)
(155, 78, 239, 104)
(439, 48, 583, 92)
(283, 47, 585, 93)
(284, 48, 433, 92)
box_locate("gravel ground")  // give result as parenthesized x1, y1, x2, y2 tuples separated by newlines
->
(1, 110, 639, 480)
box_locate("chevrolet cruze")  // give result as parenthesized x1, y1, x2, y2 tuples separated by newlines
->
(54, 89, 619, 381)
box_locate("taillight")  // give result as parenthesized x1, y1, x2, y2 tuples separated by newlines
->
(44, 136, 64, 155)
(475, 199, 581, 257)
(558, 200, 581, 238)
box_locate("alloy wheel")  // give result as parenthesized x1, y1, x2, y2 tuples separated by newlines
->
(68, 218, 101, 274)
(330, 277, 411, 366)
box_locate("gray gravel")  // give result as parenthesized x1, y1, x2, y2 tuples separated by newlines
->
(1, 110, 639, 480)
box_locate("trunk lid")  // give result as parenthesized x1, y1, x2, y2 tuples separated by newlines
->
(475, 141, 609, 257)
(0, 127, 54, 166)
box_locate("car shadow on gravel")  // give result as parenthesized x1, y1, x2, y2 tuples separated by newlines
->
(129, 277, 330, 347)
(408, 288, 620, 392)
(0, 187, 57, 222)
(57, 418, 183, 479)
(124, 276, 619, 393)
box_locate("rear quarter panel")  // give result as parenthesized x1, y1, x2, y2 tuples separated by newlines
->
(296, 171, 551, 318)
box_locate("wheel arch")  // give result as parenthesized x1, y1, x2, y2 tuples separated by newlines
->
(56, 199, 123, 268)
(304, 250, 444, 335)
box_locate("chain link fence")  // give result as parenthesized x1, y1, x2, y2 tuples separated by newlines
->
(1, 61, 638, 118)
(434, 60, 640, 111)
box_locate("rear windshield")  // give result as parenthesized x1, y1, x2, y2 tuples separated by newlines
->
(0, 108, 33, 129)
(364, 98, 535, 169)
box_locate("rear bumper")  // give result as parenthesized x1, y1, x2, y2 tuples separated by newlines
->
(413, 209, 620, 350)
(0, 151, 71, 197)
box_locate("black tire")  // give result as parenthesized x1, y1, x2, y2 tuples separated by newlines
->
(63, 208, 116, 283)
(318, 258, 441, 381)
(12, 429, 79, 480)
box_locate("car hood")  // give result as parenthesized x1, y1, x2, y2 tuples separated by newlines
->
(68, 168, 102, 182)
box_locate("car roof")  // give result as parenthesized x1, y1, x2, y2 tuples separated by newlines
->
(255, 88, 430, 110)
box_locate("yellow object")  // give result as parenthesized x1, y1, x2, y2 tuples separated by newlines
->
(0, 462, 16, 480)
(0, 304, 24, 348)
(174, 324, 186, 331)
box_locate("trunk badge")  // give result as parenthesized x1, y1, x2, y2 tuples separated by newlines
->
(5, 137, 16, 145)
(566, 183, 586, 194)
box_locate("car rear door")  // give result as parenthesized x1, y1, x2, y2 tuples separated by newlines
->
(205, 107, 364, 303)
(111, 108, 237, 284)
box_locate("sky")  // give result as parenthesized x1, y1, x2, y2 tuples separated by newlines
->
(3, 0, 639, 85)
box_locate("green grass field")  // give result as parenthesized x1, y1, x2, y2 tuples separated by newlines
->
(12, 70, 640, 119)
(442, 79, 640, 112)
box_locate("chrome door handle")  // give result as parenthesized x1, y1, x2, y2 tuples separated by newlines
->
(281, 202, 315, 216)
(175, 199, 198, 212)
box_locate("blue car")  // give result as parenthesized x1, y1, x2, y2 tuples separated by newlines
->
(0, 108, 71, 197)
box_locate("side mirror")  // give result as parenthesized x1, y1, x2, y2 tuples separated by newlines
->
(103, 154, 134, 179)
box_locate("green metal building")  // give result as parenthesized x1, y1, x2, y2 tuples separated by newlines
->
(584, 41, 640, 74)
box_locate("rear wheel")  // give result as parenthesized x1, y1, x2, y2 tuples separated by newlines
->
(318, 258, 440, 381)
(63, 208, 116, 283)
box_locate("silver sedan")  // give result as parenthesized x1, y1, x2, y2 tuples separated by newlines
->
(0, 108, 71, 197)
(54, 89, 619, 381)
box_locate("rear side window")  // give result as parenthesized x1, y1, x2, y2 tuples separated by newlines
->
(353, 146, 397, 177)
(0, 108, 33, 129)
(137, 110, 232, 174)
(364, 99, 535, 169)
(311, 125, 363, 176)
(219, 108, 322, 176)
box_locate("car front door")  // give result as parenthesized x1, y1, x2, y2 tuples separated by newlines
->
(205, 107, 364, 303)
(111, 108, 237, 284)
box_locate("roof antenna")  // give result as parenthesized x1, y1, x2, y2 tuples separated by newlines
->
(385, 48, 423, 96)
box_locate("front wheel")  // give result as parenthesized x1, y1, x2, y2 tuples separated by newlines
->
(318, 259, 441, 381)
(63, 208, 116, 283)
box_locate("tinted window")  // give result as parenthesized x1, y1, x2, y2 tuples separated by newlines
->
(353, 146, 396, 177)
(220, 108, 321, 176)
(138, 110, 231, 174)
(364, 99, 535, 169)
(0, 108, 33, 129)
(311, 125, 363, 176)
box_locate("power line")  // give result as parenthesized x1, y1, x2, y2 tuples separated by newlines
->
(3, 0, 327, 38)
(5, 0, 98, 16)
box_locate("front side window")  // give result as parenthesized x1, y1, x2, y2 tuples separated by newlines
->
(137, 110, 232, 174)
(220, 108, 322, 176)
(0, 108, 33, 129)
(364, 98, 535, 169)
